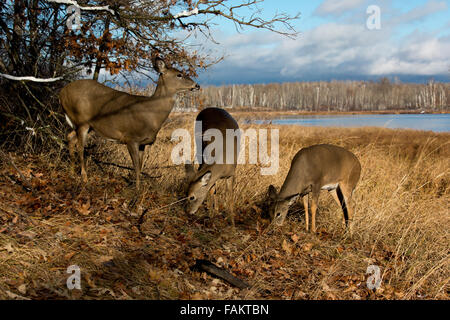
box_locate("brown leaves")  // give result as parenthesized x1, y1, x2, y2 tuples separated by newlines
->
(76, 201, 91, 216)
(2, 243, 15, 253)
(291, 234, 299, 244)
(302, 243, 314, 252)
(282, 239, 293, 255)
(64, 252, 76, 260)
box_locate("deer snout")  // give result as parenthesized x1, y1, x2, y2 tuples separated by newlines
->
(273, 211, 286, 226)
(191, 84, 200, 91)
(185, 197, 200, 215)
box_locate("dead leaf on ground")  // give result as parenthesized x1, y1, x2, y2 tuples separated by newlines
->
(291, 234, 299, 244)
(64, 251, 76, 260)
(2, 243, 14, 253)
(77, 202, 91, 216)
(17, 284, 27, 295)
(5, 290, 30, 300)
(302, 243, 313, 252)
(282, 239, 293, 255)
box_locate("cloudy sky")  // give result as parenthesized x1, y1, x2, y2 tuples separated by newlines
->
(193, 0, 450, 85)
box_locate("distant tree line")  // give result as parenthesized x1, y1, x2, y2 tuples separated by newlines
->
(174, 78, 449, 111)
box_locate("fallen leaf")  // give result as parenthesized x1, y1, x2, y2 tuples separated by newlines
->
(302, 243, 313, 252)
(191, 292, 203, 300)
(291, 234, 299, 244)
(5, 290, 30, 300)
(282, 239, 293, 255)
(18, 230, 37, 239)
(17, 284, 27, 295)
(343, 284, 357, 293)
(65, 251, 76, 260)
(97, 255, 114, 265)
(77, 202, 91, 216)
(352, 293, 361, 300)
(2, 243, 14, 253)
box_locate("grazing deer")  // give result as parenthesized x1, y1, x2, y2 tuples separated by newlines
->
(185, 108, 240, 227)
(60, 58, 200, 189)
(268, 144, 361, 232)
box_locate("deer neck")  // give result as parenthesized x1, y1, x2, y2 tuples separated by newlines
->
(152, 76, 175, 100)
(150, 77, 177, 124)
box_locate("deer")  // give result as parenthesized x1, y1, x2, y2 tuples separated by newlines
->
(185, 107, 240, 227)
(60, 58, 200, 189)
(268, 144, 361, 233)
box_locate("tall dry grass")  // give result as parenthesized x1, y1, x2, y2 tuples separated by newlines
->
(0, 112, 448, 299)
(92, 113, 449, 299)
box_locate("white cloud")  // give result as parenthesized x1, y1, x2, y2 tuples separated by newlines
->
(314, 0, 366, 16)
(390, 0, 448, 25)
(197, 1, 450, 84)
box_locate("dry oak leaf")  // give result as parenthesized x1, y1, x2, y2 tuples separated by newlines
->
(17, 284, 27, 295)
(302, 243, 313, 252)
(5, 290, 30, 300)
(2, 243, 14, 253)
(282, 239, 293, 255)
(291, 234, 299, 244)
(64, 251, 76, 260)
(77, 202, 91, 216)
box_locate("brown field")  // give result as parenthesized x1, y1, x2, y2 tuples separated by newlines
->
(0, 112, 449, 300)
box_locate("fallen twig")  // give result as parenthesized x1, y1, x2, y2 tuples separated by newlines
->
(92, 158, 162, 178)
(191, 259, 250, 290)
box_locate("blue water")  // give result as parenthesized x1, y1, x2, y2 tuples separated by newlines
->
(254, 114, 450, 132)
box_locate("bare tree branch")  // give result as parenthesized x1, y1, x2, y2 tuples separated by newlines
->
(46, 0, 115, 14)
(0, 73, 63, 82)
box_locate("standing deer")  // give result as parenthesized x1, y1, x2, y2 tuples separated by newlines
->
(268, 144, 361, 232)
(185, 108, 240, 227)
(60, 58, 200, 189)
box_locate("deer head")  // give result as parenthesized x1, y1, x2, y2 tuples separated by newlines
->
(153, 58, 200, 96)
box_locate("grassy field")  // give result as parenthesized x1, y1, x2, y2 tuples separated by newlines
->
(0, 112, 448, 300)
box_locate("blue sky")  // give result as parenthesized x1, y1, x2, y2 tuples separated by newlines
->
(189, 0, 450, 84)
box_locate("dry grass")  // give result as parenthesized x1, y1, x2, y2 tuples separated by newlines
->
(0, 112, 448, 300)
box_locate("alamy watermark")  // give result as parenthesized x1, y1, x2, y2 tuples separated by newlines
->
(67, 5, 81, 30)
(366, 5, 381, 30)
(366, 265, 382, 290)
(66, 265, 81, 290)
(171, 122, 280, 176)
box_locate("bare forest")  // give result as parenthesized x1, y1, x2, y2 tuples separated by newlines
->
(174, 78, 449, 111)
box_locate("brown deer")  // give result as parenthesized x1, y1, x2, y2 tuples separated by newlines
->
(60, 58, 200, 189)
(185, 108, 240, 227)
(268, 144, 361, 232)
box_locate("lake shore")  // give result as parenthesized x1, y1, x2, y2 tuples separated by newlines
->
(173, 109, 450, 119)
(228, 109, 450, 119)
(173, 109, 450, 132)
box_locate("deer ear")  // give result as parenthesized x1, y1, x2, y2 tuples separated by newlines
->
(287, 194, 299, 206)
(268, 185, 277, 200)
(200, 172, 212, 186)
(154, 58, 167, 74)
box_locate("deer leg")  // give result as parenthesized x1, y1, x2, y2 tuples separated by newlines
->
(227, 176, 235, 228)
(213, 183, 219, 213)
(138, 145, 146, 171)
(207, 185, 216, 218)
(310, 189, 320, 233)
(67, 130, 77, 171)
(339, 183, 354, 233)
(76, 125, 89, 183)
(330, 188, 346, 228)
(302, 194, 309, 232)
(127, 142, 141, 190)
